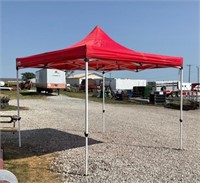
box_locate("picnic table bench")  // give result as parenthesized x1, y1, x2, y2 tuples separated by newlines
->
(0, 115, 21, 132)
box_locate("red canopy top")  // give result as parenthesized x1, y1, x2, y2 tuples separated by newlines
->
(16, 26, 183, 71)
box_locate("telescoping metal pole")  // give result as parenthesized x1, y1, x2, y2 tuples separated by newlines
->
(16, 68, 21, 147)
(84, 58, 89, 176)
(102, 71, 105, 133)
(179, 68, 183, 149)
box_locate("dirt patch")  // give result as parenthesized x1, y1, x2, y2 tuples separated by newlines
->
(3, 147, 61, 183)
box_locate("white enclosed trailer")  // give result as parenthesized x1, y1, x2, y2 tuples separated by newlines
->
(110, 78, 146, 91)
(150, 81, 192, 92)
(148, 81, 192, 97)
(36, 69, 66, 93)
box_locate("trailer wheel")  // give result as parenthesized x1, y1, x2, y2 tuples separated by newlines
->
(172, 92, 176, 98)
(47, 89, 53, 93)
(36, 87, 41, 93)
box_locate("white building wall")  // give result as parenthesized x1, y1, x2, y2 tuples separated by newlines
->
(67, 73, 103, 86)
(110, 79, 146, 90)
(80, 74, 102, 80)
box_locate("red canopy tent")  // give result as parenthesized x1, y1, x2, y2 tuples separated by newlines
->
(16, 26, 183, 70)
(16, 26, 184, 175)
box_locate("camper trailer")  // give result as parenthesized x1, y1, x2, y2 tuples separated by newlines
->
(36, 69, 66, 93)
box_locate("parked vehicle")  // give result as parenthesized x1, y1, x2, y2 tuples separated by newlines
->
(20, 80, 32, 90)
(110, 78, 146, 91)
(35, 69, 66, 93)
(148, 81, 193, 97)
(192, 83, 200, 91)
(133, 86, 152, 98)
(79, 79, 97, 91)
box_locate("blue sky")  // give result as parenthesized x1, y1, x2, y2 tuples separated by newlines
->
(1, 0, 199, 82)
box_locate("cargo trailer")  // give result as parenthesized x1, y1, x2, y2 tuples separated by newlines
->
(110, 78, 146, 91)
(35, 69, 66, 93)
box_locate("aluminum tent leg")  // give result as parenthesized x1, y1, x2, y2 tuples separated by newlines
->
(84, 58, 89, 176)
(16, 68, 21, 147)
(179, 68, 183, 149)
(102, 71, 105, 133)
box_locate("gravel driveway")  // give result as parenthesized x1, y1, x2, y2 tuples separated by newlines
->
(2, 95, 200, 182)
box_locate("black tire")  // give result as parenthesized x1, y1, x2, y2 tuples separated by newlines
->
(36, 87, 41, 93)
(172, 92, 176, 98)
(47, 89, 53, 93)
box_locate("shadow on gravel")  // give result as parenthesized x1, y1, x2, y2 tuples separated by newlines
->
(1, 128, 103, 160)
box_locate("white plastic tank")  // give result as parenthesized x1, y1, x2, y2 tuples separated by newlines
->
(0, 81, 5, 87)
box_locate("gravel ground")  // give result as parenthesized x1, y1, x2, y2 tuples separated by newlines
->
(1, 94, 200, 182)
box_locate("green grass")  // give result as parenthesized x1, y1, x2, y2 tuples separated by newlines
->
(0, 105, 29, 111)
(5, 161, 29, 182)
(1, 136, 32, 182)
(60, 89, 154, 106)
(0, 90, 49, 100)
(0, 90, 48, 111)
(1, 88, 142, 105)
(1, 89, 161, 108)
(61, 90, 86, 99)
(3, 145, 58, 183)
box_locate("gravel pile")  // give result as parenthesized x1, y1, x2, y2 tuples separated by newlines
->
(2, 94, 200, 182)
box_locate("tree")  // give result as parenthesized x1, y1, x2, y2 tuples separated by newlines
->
(65, 71, 74, 78)
(21, 72, 35, 81)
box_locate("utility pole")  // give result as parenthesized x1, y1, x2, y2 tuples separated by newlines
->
(109, 73, 111, 84)
(197, 66, 199, 85)
(187, 64, 192, 82)
(196, 66, 199, 108)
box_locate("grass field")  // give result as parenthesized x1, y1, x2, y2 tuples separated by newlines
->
(3, 146, 59, 183)
(1, 90, 48, 100)
(1, 90, 48, 111)
(1, 89, 163, 113)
